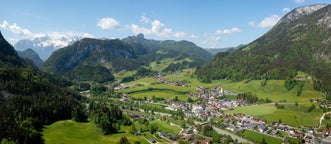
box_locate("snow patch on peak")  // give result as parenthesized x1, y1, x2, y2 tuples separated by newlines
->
(281, 4, 327, 22)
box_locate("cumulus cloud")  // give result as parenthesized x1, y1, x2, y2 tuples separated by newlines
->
(215, 27, 241, 35)
(199, 33, 221, 48)
(140, 16, 150, 24)
(294, 0, 305, 3)
(0, 20, 94, 47)
(97, 17, 120, 29)
(131, 19, 186, 38)
(190, 34, 198, 39)
(283, 8, 291, 12)
(248, 21, 256, 27)
(131, 24, 151, 35)
(258, 15, 281, 28)
(0, 20, 32, 36)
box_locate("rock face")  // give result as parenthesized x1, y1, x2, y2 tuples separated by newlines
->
(196, 4, 331, 89)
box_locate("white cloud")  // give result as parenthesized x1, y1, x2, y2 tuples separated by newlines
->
(294, 0, 305, 3)
(131, 19, 186, 38)
(190, 34, 198, 39)
(199, 34, 221, 48)
(97, 17, 120, 29)
(140, 16, 150, 24)
(151, 20, 173, 37)
(131, 24, 151, 35)
(0, 20, 94, 48)
(258, 14, 281, 28)
(174, 32, 186, 38)
(0, 20, 32, 36)
(248, 21, 256, 27)
(215, 27, 241, 35)
(283, 8, 291, 12)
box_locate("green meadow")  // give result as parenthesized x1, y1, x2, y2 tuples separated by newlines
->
(43, 120, 149, 144)
(149, 120, 181, 134)
(225, 103, 323, 127)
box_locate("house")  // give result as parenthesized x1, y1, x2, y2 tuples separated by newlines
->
(190, 139, 199, 144)
(257, 124, 267, 133)
(321, 136, 331, 144)
(324, 129, 331, 137)
(158, 132, 170, 137)
(201, 138, 211, 144)
(148, 138, 156, 143)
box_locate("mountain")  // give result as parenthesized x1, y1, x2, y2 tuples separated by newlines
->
(122, 34, 213, 62)
(14, 36, 80, 60)
(196, 4, 331, 90)
(17, 48, 44, 68)
(42, 34, 212, 82)
(205, 46, 244, 55)
(0, 31, 85, 143)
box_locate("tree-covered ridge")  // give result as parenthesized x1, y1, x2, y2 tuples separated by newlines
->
(0, 31, 85, 143)
(17, 48, 44, 68)
(42, 38, 144, 74)
(196, 5, 331, 91)
(42, 34, 212, 82)
(65, 64, 114, 83)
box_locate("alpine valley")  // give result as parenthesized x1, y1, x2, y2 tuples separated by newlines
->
(2, 3, 331, 144)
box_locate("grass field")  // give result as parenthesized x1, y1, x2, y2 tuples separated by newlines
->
(225, 104, 277, 116)
(221, 80, 322, 103)
(242, 130, 282, 144)
(150, 120, 181, 133)
(130, 90, 190, 101)
(226, 103, 323, 127)
(43, 120, 149, 144)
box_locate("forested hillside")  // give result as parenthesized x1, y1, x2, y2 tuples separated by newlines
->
(196, 4, 331, 92)
(0, 32, 86, 143)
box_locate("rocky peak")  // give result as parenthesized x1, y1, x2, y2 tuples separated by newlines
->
(279, 4, 328, 23)
(122, 33, 146, 44)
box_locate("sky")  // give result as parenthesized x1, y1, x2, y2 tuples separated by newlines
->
(0, 0, 330, 48)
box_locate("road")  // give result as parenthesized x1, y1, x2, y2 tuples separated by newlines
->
(319, 112, 331, 128)
(212, 127, 254, 144)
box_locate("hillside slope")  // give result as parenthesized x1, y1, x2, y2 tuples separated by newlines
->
(196, 4, 331, 89)
(17, 48, 44, 68)
(0, 31, 85, 143)
(42, 35, 212, 82)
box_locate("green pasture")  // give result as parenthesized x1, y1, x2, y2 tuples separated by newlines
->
(225, 104, 277, 116)
(43, 120, 149, 144)
(242, 130, 282, 144)
(150, 120, 181, 134)
(130, 90, 190, 101)
(226, 103, 323, 127)
(221, 80, 322, 103)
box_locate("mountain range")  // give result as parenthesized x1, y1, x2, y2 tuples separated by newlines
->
(14, 35, 81, 60)
(41, 34, 212, 82)
(196, 4, 331, 91)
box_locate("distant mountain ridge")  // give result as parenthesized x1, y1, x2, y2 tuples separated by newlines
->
(42, 34, 212, 82)
(14, 36, 81, 60)
(196, 4, 331, 91)
(17, 48, 44, 68)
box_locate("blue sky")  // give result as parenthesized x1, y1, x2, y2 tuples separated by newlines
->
(0, 0, 330, 48)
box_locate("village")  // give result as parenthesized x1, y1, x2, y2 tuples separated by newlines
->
(115, 77, 331, 144)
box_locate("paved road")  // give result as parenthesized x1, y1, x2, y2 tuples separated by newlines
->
(212, 127, 254, 144)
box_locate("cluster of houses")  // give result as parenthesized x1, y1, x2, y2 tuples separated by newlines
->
(116, 80, 331, 144)
(223, 113, 331, 144)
